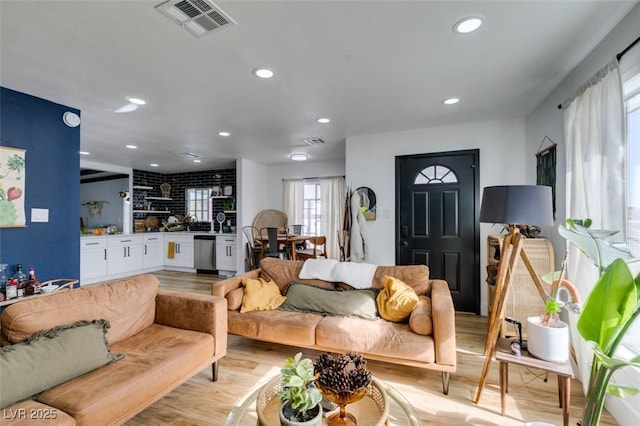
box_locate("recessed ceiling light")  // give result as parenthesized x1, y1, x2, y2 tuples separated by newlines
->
(128, 97, 146, 105)
(453, 17, 483, 34)
(218, 131, 230, 137)
(253, 68, 275, 79)
(79, 151, 90, 155)
(126, 145, 137, 149)
(443, 98, 460, 105)
(193, 159, 202, 163)
(290, 153, 309, 161)
(317, 118, 331, 124)
(150, 163, 159, 167)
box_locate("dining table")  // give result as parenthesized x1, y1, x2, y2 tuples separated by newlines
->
(256, 234, 322, 261)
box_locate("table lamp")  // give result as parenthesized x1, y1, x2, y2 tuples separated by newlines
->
(475, 185, 554, 403)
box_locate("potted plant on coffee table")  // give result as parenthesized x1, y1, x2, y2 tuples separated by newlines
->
(277, 352, 323, 426)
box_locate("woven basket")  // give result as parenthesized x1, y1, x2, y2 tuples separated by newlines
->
(256, 376, 388, 426)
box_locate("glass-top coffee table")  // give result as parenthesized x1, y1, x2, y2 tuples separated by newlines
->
(225, 374, 421, 426)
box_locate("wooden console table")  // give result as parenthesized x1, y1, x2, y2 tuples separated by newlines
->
(495, 339, 574, 426)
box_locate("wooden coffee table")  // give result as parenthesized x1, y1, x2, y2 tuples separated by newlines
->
(225, 375, 420, 426)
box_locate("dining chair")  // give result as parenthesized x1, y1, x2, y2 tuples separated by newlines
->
(259, 227, 288, 259)
(296, 236, 328, 260)
(242, 226, 262, 269)
(287, 224, 308, 254)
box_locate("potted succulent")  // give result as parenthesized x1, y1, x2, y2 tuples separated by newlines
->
(277, 352, 323, 426)
(554, 219, 640, 425)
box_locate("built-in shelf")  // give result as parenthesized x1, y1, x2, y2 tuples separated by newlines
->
(145, 196, 172, 200)
(210, 196, 233, 199)
(133, 185, 153, 190)
(133, 210, 171, 214)
(223, 210, 236, 214)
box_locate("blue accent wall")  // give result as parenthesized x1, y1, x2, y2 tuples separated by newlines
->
(0, 87, 80, 281)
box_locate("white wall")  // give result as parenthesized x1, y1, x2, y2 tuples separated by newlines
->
(346, 118, 528, 315)
(237, 158, 270, 272)
(525, 4, 640, 424)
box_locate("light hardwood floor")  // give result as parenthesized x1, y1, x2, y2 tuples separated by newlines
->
(125, 270, 617, 425)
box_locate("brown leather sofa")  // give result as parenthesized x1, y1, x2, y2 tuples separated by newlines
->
(0, 274, 227, 425)
(212, 258, 456, 394)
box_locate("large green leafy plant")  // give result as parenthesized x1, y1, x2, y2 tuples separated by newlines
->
(557, 219, 640, 425)
(277, 352, 322, 422)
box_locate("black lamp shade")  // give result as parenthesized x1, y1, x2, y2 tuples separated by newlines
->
(479, 185, 553, 226)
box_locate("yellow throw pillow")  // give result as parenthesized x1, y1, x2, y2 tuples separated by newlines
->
(376, 276, 419, 322)
(240, 277, 287, 313)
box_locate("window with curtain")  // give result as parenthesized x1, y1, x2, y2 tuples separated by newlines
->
(283, 176, 345, 259)
(617, 47, 640, 371)
(303, 181, 321, 234)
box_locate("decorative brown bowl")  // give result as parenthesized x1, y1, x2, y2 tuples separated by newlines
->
(317, 384, 368, 426)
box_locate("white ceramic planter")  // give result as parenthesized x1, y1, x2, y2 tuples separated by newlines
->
(279, 404, 322, 426)
(526, 316, 570, 362)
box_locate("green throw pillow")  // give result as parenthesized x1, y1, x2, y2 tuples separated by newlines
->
(0, 319, 124, 409)
(279, 282, 379, 320)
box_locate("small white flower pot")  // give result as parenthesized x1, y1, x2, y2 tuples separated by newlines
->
(526, 316, 569, 363)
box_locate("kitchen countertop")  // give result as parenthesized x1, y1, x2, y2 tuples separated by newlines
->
(81, 232, 237, 238)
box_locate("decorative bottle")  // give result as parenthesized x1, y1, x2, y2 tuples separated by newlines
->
(13, 264, 27, 298)
(6, 277, 18, 300)
(26, 267, 40, 295)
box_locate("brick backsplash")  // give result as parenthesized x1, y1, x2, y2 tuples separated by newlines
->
(133, 168, 236, 231)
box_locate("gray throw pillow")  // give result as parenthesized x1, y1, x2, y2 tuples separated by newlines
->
(0, 319, 124, 409)
(279, 282, 379, 320)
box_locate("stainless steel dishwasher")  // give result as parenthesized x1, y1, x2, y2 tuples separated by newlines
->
(194, 235, 216, 273)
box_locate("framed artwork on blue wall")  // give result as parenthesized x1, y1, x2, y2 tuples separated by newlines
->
(0, 146, 26, 227)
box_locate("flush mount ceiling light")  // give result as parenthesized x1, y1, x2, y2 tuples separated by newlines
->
(218, 131, 230, 137)
(126, 145, 137, 149)
(253, 68, 275, 79)
(453, 17, 483, 34)
(317, 118, 331, 124)
(443, 97, 460, 105)
(150, 163, 159, 167)
(193, 159, 202, 163)
(290, 153, 309, 161)
(128, 97, 146, 105)
(79, 151, 90, 155)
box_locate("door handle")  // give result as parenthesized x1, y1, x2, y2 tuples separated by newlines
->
(400, 240, 409, 248)
(104, 249, 107, 260)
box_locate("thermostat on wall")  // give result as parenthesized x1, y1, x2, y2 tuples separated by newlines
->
(63, 111, 81, 127)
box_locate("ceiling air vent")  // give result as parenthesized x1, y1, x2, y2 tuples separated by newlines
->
(155, 0, 236, 38)
(303, 138, 326, 146)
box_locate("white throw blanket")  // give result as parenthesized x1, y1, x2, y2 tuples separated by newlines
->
(299, 259, 377, 289)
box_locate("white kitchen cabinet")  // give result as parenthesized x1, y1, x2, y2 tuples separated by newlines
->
(143, 234, 163, 270)
(80, 238, 107, 283)
(107, 236, 144, 276)
(164, 234, 195, 269)
(216, 235, 237, 276)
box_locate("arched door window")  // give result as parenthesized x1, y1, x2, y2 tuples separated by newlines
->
(414, 165, 458, 184)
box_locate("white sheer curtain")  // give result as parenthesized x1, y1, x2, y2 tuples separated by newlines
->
(283, 179, 304, 227)
(564, 59, 625, 390)
(319, 176, 346, 260)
